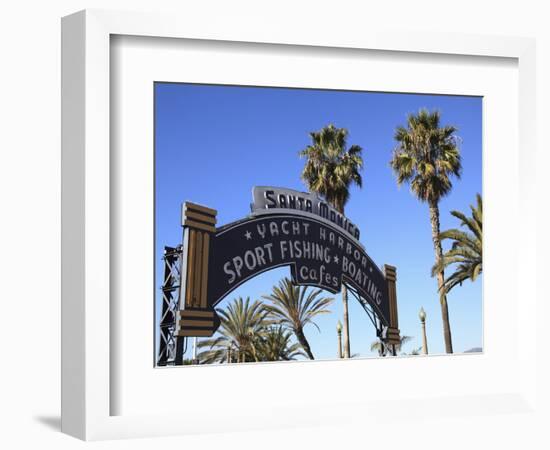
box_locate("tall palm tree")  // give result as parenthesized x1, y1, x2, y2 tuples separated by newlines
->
(390, 109, 461, 353)
(197, 297, 268, 364)
(432, 194, 482, 294)
(370, 335, 413, 356)
(256, 326, 307, 361)
(299, 124, 363, 358)
(262, 277, 334, 360)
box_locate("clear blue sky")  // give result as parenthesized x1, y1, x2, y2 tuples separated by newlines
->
(155, 82, 482, 361)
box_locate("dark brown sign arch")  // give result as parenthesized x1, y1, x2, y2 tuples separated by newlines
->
(172, 193, 401, 354)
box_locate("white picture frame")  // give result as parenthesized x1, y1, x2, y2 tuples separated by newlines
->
(61, 9, 539, 441)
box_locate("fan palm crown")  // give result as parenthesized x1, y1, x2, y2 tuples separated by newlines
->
(390, 109, 461, 203)
(299, 123, 363, 213)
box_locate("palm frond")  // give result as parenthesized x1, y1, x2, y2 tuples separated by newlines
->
(262, 277, 334, 359)
(433, 194, 483, 294)
(196, 296, 270, 364)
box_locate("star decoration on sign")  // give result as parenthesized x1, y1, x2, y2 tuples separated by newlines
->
(333, 255, 339, 264)
(244, 230, 252, 240)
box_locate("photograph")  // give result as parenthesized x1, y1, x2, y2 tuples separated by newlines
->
(154, 82, 483, 366)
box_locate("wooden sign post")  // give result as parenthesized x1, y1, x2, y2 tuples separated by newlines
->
(175, 202, 219, 338)
(383, 264, 401, 353)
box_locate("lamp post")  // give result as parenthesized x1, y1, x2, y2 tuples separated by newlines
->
(336, 321, 343, 359)
(419, 307, 428, 355)
(192, 336, 199, 364)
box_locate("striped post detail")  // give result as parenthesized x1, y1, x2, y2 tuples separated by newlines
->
(383, 264, 401, 345)
(176, 202, 218, 337)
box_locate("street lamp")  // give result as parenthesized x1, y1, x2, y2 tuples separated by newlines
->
(336, 321, 343, 359)
(192, 336, 198, 364)
(419, 307, 428, 355)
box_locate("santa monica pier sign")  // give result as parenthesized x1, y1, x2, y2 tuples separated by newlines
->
(173, 186, 401, 348)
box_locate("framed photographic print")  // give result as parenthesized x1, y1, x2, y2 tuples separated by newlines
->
(62, 9, 539, 442)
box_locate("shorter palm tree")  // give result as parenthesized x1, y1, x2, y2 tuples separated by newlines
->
(371, 335, 413, 356)
(197, 297, 268, 364)
(256, 326, 306, 361)
(432, 194, 482, 294)
(262, 278, 334, 360)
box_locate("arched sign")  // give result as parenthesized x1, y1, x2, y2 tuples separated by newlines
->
(212, 215, 389, 320)
(174, 187, 400, 349)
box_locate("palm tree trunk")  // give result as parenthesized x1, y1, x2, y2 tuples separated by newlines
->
(342, 285, 351, 358)
(337, 203, 352, 359)
(250, 343, 259, 362)
(295, 327, 315, 360)
(428, 200, 453, 353)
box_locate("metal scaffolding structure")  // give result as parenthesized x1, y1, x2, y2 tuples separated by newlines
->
(156, 245, 186, 366)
